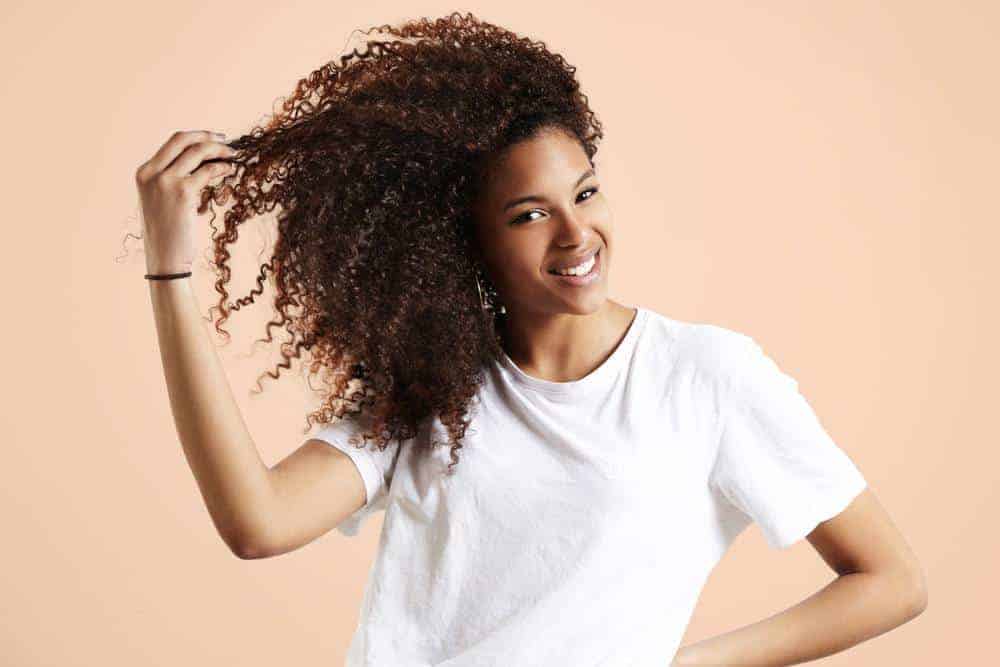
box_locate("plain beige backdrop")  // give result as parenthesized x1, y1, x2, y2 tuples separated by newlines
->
(4, 0, 996, 664)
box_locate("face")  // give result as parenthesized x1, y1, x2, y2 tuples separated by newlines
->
(472, 128, 613, 319)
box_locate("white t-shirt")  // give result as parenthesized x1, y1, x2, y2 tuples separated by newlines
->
(309, 305, 867, 666)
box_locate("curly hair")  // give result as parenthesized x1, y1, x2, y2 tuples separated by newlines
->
(137, 11, 605, 473)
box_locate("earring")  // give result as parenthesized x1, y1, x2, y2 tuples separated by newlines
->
(475, 269, 506, 316)
(475, 272, 486, 311)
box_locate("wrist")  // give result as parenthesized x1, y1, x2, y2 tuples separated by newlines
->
(145, 266, 193, 277)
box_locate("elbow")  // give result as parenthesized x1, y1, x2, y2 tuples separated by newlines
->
(893, 565, 928, 620)
(231, 538, 272, 560)
(223, 526, 273, 560)
(860, 563, 928, 622)
(214, 508, 278, 560)
(906, 571, 929, 618)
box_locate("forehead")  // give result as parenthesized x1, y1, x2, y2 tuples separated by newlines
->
(479, 129, 591, 199)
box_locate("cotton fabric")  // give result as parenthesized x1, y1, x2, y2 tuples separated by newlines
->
(308, 305, 867, 666)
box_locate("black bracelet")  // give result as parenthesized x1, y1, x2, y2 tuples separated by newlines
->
(144, 271, 192, 281)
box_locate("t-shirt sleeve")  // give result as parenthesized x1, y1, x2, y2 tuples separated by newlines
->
(708, 336, 868, 550)
(308, 411, 401, 537)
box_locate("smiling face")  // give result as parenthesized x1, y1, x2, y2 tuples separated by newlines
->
(471, 127, 613, 319)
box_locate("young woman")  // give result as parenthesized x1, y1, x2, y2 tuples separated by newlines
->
(135, 12, 927, 666)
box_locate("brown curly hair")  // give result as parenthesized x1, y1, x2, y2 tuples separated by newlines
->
(135, 11, 605, 473)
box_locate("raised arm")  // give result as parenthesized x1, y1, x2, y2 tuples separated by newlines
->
(147, 276, 274, 557)
(137, 130, 366, 558)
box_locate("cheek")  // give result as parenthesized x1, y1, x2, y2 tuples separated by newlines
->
(501, 257, 539, 283)
(488, 253, 545, 292)
(589, 200, 614, 232)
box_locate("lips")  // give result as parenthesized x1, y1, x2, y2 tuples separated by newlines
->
(547, 247, 600, 274)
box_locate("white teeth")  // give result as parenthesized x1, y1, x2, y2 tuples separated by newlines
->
(552, 253, 596, 276)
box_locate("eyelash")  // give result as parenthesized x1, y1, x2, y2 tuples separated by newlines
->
(511, 186, 600, 225)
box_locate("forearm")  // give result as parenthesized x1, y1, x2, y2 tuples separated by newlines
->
(148, 277, 274, 557)
(674, 570, 925, 666)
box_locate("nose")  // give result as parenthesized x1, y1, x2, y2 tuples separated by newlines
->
(551, 209, 593, 246)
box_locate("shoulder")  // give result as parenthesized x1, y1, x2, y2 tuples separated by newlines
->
(640, 307, 764, 394)
(683, 323, 765, 395)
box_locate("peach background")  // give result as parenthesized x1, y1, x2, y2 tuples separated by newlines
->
(4, 1, 996, 664)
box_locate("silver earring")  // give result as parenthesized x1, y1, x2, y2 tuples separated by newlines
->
(475, 270, 506, 315)
(475, 272, 487, 311)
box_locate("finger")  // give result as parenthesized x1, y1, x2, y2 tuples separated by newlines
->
(143, 130, 227, 176)
(189, 160, 236, 189)
(168, 139, 238, 178)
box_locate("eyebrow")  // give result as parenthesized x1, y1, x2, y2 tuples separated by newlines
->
(501, 167, 596, 212)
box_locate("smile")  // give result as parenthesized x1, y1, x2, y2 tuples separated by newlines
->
(547, 248, 601, 286)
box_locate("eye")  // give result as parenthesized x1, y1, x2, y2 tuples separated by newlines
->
(509, 186, 600, 225)
(512, 209, 544, 225)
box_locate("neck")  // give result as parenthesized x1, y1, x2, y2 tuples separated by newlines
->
(499, 300, 635, 383)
